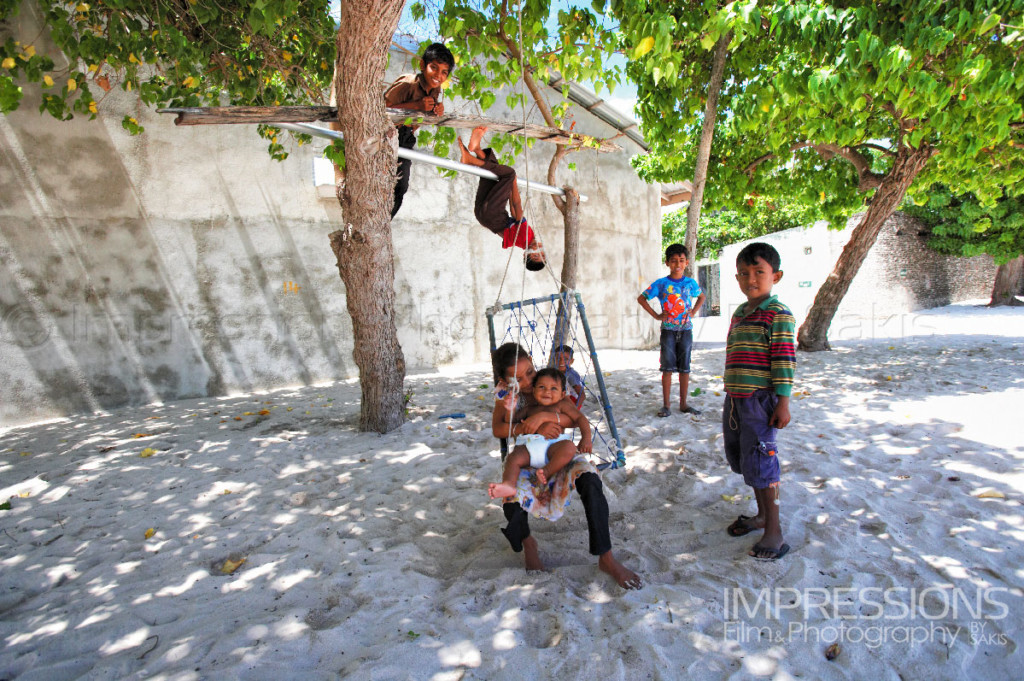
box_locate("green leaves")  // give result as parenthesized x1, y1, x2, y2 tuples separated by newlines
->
(618, 0, 1024, 233)
(2, 0, 338, 159)
(904, 186, 1024, 265)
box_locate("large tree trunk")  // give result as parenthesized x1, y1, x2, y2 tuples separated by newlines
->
(989, 255, 1024, 307)
(683, 32, 730, 277)
(330, 0, 406, 432)
(797, 147, 933, 351)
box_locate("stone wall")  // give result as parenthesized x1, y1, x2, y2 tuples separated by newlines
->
(0, 7, 661, 426)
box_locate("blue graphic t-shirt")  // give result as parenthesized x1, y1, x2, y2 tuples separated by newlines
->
(642, 276, 702, 330)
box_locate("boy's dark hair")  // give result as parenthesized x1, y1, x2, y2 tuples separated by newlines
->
(534, 367, 566, 390)
(525, 256, 546, 271)
(665, 243, 689, 261)
(736, 242, 782, 272)
(422, 43, 455, 70)
(554, 344, 572, 357)
(492, 342, 529, 385)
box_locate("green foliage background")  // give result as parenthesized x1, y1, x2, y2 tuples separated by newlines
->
(904, 188, 1024, 265)
(1, 0, 337, 159)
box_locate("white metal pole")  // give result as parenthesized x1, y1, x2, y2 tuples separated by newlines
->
(273, 122, 586, 201)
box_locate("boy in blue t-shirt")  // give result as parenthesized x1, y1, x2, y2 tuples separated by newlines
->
(637, 244, 706, 417)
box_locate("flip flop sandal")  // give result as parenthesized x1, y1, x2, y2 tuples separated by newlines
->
(727, 515, 756, 537)
(750, 543, 791, 560)
(656, 406, 671, 417)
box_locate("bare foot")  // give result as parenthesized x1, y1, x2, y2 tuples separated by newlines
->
(488, 482, 516, 499)
(536, 468, 549, 486)
(469, 125, 487, 153)
(598, 551, 642, 590)
(523, 535, 545, 572)
(457, 136, 474, 165)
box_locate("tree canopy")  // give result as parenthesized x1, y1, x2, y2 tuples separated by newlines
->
(619, 0, 1024, 213)
(1, 0, 336, 158)
(616, 0, 1024, 349)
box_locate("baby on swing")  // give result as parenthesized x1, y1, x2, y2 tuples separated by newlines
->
(487, 367, 592, 500)
(487, 343, 640, 589)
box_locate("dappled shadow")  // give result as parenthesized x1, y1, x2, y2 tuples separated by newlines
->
(0, 337, 1022, 678)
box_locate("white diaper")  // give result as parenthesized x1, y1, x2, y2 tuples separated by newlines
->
(515, 433, 574, 468)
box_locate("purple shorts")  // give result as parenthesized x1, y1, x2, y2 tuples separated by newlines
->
(723, 389, 781, 488)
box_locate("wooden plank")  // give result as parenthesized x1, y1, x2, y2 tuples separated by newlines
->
(156, 106, 621, 153)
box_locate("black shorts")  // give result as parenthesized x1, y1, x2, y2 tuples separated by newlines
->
(659, 328, 693, 373)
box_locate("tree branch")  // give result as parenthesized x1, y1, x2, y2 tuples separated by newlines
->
(854, 142, 896, 157)
(547, 145, 569, 214)
(744, 142, 884, 191)
(499, 33, 558, 129)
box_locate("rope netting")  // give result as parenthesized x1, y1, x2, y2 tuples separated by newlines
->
(488, 293, 625, 470)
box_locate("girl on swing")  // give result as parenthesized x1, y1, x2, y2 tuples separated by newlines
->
(488, 342, 642, 590)
(458, 126, 547, 271)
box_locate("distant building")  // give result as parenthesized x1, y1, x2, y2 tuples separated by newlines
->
(715, 212, 995, 341)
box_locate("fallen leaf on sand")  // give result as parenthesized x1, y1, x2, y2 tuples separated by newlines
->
(145, 528, 155, 539)
(133, 433, 150, 438)
(825, 642, 841, 660)
(258, 410, 270, 415)
(223, 490, 232, 495)
(975, 490, 1005, 499)
(221, 557, 246, 574)
(234, 417, 243, 421)
(243, 412, 254, 416)
(140, 448, 156, 458)
(721, 494, 741, 503)
(20, 452, 31, 457)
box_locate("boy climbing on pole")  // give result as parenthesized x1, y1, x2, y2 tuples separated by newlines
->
(384, 42, 455, 219)
(457, 126, 547, 271)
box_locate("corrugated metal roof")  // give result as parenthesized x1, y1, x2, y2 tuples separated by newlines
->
(546, 75, 647, 152)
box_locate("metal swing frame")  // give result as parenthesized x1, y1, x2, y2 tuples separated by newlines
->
(486, 291, 625, 470)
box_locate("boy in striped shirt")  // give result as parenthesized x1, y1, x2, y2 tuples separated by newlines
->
(723, 243, 796, 560)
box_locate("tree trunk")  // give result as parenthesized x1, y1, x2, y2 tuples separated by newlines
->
(797, 146, 933, 351)
(331, 0, 406, 432)
(559, 188, 581, 292)
(548, 188, 580, 360)
(989, 255, 1024, 307)
(683, 31, 730, 277)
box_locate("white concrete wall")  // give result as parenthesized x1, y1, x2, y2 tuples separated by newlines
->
(0, 9, 661, 425)
(719, 215, 995, 342)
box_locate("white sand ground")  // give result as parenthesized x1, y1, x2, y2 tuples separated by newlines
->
(1, 302, 1023, 680)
